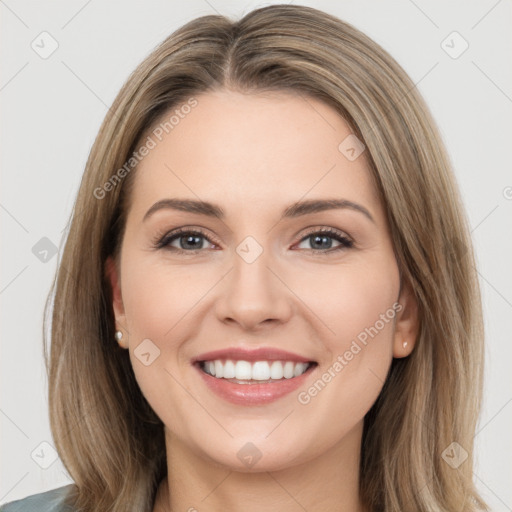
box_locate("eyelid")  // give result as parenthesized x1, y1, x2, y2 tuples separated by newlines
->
(153, 224, 354, 254)
(152, 226, 220, 250)
(298, 226, 352, 242)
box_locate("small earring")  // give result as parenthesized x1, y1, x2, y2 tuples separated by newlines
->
(402, 341, 408, 349)
(115, 330, 123, 342)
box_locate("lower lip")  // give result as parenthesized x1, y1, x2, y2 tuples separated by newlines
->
(195, 364, 316, 405)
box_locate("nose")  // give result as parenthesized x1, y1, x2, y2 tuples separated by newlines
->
(214, 244, 294, 332)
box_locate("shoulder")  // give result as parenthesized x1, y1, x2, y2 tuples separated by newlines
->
(0, 484, 77, 512)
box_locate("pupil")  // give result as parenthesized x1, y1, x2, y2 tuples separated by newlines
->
(311, 234, 332, 249)
(182, 235, 202, 249)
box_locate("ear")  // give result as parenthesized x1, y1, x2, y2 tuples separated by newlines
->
(105, 256, 128, 349)
(393, 277, 419, 358)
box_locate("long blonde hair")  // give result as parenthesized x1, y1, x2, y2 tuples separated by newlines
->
(44, 4, 488, 511)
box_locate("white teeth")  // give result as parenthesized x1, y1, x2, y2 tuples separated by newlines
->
(235, 360, 252, 380)
(202, 359, 312, 380)
(223, 360, 236, 379)
(294, 362, 308, 377)
(214, 360, 224, 378)
(270, 361, 284, 380)
(252, 361, 270, 381)
(283, 361, 294, 379)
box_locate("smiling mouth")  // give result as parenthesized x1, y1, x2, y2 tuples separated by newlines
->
(197, 359, 317, 384)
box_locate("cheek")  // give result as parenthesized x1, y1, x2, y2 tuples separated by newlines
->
(293, 256, 399, 423)
(292, 255, 400, 348)
(294, 260, 399, 419)
(119, 257, 216, 424)
(121, 257, 212, 339)
(120, 256, 193, 432)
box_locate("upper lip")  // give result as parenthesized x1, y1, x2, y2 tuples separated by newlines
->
(193, 347, 315, 363)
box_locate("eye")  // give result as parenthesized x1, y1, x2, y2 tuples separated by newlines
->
(153, 226, 354, 255)
(294, 227, 353, 254)
(153, 227, 217, 253)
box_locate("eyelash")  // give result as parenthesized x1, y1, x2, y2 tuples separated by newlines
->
(152, 226, 354, 256)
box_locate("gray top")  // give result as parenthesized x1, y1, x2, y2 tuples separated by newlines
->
(0, 485, 76, 512)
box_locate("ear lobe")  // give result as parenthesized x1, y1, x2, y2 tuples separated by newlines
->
(393, 278, 420, 358)
(105, 256, 127, 335)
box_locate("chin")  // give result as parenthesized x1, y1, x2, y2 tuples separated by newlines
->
(197, 437, 313, 474)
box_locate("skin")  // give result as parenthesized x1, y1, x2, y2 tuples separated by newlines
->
(106, 89, 419, 512)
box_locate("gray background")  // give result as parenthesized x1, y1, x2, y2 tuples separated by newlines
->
(1, 0, 511, 509)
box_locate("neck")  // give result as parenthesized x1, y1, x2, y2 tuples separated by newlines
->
(154, 421, 366, 512)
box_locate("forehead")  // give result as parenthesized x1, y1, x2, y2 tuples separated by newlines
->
(128, 89, 381, 221)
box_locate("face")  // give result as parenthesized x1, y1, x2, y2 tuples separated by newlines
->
(106, 89, 418, 472)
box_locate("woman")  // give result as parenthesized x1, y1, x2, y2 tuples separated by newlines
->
(1, 4, 488, 511)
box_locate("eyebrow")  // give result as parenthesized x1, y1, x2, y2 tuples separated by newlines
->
(143, 198, 375, 223)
